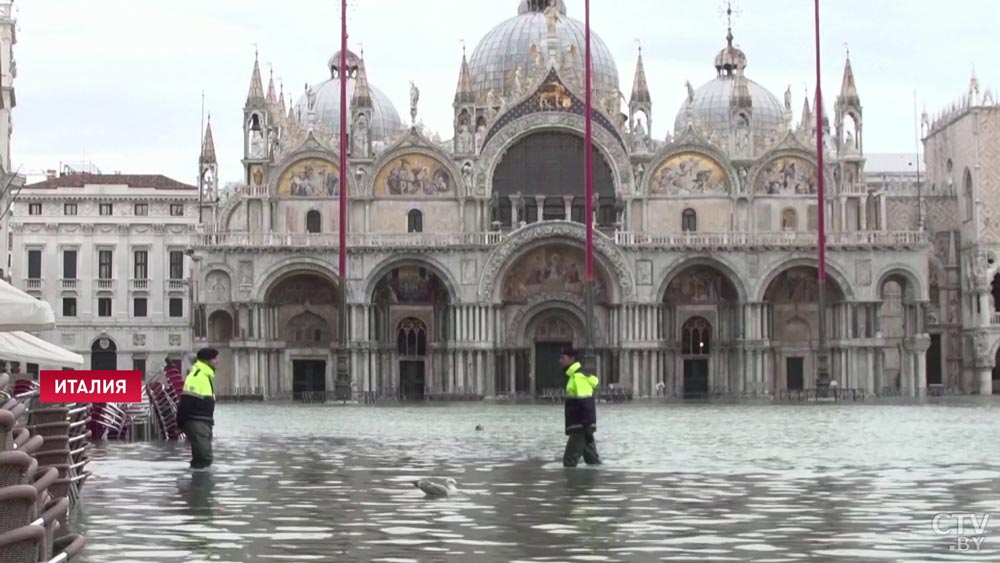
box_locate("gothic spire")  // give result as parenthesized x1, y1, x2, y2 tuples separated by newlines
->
(246, 51, 265, 106)
(352, 54, 373, 109)
(266, 69, 278, 105)
(630, 45, 651, 105)
(799, 90, 812, 133)
(200, 116, 217, 165)
(838, 54, 860, 108)
(454, 45, 475, 105)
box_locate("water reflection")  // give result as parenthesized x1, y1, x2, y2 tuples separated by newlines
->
(75, 401, 1000, 562)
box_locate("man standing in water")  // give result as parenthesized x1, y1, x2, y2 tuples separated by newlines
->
(560, 348, 601, 467)
(176, 348, 218, 471)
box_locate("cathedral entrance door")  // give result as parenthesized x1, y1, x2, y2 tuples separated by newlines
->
(927, 334, 943, 386)
(292, 360, 327, 401)
(535, 342, 570, 396)
(682, 359, 709, 399)
(786, 357, 805, 391)
(400, 360, 426, 401)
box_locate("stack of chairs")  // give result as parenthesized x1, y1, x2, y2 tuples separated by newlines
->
(146, 377, 181, 441)
(0, 375, 86, 562)
(86, 404, 127, 441)
(26, 405, 92, 508)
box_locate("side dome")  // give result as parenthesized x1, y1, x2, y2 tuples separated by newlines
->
(674, 32, 785, 137)
(468, 0, 620, 103)
(296, 49, 403, 141)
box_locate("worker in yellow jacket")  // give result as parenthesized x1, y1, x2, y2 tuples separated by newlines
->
(559, 348, 601, 467)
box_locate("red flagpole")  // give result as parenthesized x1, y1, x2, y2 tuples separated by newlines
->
(814, 0, 830, 389)
(339, 0, 348, 285)
(583, 0, 595, 356)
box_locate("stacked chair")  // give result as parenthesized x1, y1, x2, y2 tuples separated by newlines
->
(0, 374, 86, 562)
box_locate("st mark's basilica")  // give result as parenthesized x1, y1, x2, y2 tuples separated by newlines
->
(188, 0, 1000, 400)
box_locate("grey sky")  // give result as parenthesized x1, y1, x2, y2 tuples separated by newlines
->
(11, 0, 997, 185)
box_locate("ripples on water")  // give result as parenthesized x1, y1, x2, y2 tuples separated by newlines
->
(73, 400, 1000, 562)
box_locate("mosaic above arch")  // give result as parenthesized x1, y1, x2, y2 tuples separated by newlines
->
(665, 266, 739, 304)
(650, 152, 728, 196)
(755, 157, 818, 196)
(502, 244, 610, 305)
(277, 158, 340, 198)
(373, 266, 450, 305)
(373, 153, 454, 197)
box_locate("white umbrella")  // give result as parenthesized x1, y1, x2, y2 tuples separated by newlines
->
(0, 331, 84, 367)
(0, 278, 55, 332)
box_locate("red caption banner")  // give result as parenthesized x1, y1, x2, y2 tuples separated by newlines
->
(39, 370, 144, 403)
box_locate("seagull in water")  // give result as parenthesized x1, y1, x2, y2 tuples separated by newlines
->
(413, 478, 459, 498)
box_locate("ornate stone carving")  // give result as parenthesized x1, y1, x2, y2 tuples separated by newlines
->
(45, 223, 58, 233)
(206, 270, 231, 303)
(80, 224, 93, 234)
(505, 292, 606, 347)
(637, 260, 653, 286)
(973, 331, 992, 367)
(461, 258, 477, 285)
(169, 334, 182, 347)
(132, 333, 146, 347)
(238, 261, 253, 287)
(477, 222, 636, 302)
(856, 259, 872, 286)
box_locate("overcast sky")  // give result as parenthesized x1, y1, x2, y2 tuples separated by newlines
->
(11, 0, 997, 185)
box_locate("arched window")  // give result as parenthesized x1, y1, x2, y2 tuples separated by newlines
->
(396, 318, 427, 357)
(682, 208, 697, 232)
(681, 317, 711, 356)
(964, 169, 974, 221)
(306, 210, 322, 233)
(781, 208, 798, 232)
(407, 209, 423, 233)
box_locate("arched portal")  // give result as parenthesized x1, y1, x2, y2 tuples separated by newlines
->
(491, 131, 616, 227)
(662, 263, 741, 398)
(527, 312, 583, 396)
(764, 265, 846, 393)
(877, 270, 927, 394)
(680, 317, 711, 399)
(369, 264, 451, 398)
(264, 272, 343, 401)
(208, 310, 234, 342)
(91, 337, 118, 372)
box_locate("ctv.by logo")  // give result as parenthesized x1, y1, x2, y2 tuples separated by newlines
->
(931, 512, 992, 552)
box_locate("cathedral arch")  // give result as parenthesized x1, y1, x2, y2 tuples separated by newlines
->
(478, 221, 634, 303)
(875, 266, 924, 302)
(756, 258, 854, 302)
(364, 255, 460, 305)
(657, 257, 748, 304)
(750, 149, 830, 197)
(368, 129, 465, 199)
(255, 257, 348, 303)
(643, 145, 735, 197)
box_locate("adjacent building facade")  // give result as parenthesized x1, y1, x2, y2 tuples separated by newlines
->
(0, 0, 20, 282)
(8, 174, 199, 377)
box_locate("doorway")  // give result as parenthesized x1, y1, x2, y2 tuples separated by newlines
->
(786, 357, 805, 391)
(927, 334, 943, 386)
(90, 337, 118, 372)
(400, 360, 426, 400)
(535, 342, 571, 395)
(292, 360, 327, 400)
(683, 359, 709, 398)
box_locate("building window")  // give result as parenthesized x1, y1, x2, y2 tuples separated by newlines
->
(681, 208, 697, 232)
(62, 298, 77, 317)
(396, 317, 428, 357)
(64, 203, 77, 216)
(964, 168, 974, 221)
(169, 298, 183, 318)
(132, 358, 147, 380)
(134, 203, 148, 216)
(134, 250, 148, 279)
(170, 204, 184, 216)
(168, 251, 184, 280)
(306, 210, 322, 233)
(134, 297, 147, 317)
(781, 208, 798, 232)
(63, 250, 77, 279)
(407, 209, 423, 233)
(28, 203, 41, 216)
(98, 297, 112, 317)
(27, 250, 42, 279)
(99, 203, 113, 216)
(98, 250, 113, 279)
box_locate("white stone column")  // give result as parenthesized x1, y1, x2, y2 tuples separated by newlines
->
(563, 196, 574, 220)
(534, 196, 545, 222)
(860, 196, 868, 231)
(879, 194, 887, 232)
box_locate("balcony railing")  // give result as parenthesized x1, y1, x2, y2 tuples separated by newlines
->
(23, 278, 41, 290)
(60, 279, 78, 290)
(614, 230, 930, 250)
(95, 279, 115, 291)
(167, 279, 187, 291)
(193, 231, 503, 250)
(130, 279, 149, 291)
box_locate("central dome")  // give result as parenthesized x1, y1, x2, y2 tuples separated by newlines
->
(469, 0, 620, 104)
(295, 49, 403, 141)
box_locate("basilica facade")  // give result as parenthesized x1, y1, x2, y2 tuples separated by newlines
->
(189, 0, 989, 400)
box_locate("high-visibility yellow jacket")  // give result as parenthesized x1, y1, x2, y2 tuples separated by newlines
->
(564, 361, 598, 435)
(176, 360, 216, 426)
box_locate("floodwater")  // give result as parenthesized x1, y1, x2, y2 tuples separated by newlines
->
(73, 400, 1000, 562)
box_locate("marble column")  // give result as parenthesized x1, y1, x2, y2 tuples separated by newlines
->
(534, 196, 545, 222)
